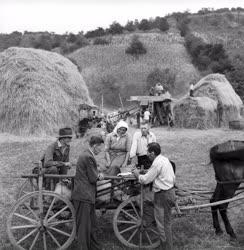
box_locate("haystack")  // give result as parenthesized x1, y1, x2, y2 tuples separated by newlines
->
(173, 96, 217, 129)
(0, 47, 92, 135)
(193, 73, 243, 126)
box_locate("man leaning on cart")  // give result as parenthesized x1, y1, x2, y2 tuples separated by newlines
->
(71, 135, 105, 250)
(132, 142, 176, 250)
(41, 127, 73, 189)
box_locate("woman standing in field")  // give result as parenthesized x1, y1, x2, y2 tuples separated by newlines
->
(105, 120, 131, 176)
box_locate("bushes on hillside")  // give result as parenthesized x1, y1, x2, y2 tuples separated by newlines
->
(146, 68, 176, 92)
(96, 74, 121, 107)
(108, 22, 124, 35)
(185, 34, 232, 73)
(125, 35, 147, 59)
(93, 37, 110, 45)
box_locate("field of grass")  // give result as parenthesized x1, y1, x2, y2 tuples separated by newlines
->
(0, 127, 243, 249)
(68, 31, 200, 107)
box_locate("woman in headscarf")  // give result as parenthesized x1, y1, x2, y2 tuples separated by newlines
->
(104, 120, 131, 176)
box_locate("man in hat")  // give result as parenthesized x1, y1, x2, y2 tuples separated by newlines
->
(42, 127, 72, 179)
(72, 135, 105, 250)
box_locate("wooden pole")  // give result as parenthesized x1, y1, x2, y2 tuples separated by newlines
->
(101, 94, 104, 115)
(119, 93, 124, 109)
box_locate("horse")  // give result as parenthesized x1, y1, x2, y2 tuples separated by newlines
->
(210, 140, 244, 240)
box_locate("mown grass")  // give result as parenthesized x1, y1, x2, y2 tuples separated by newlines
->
(0, 128, 243, 249)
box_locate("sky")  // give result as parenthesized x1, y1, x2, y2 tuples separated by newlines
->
(0, 0, 243, 34)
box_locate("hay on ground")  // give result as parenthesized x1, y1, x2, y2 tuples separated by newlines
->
(173, 96, 217, 129)
(0, 47, 92, 135)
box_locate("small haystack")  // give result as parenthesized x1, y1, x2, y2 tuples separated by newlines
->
(174, 96, 217, 129)
(0, 47, 92, 135)
(193, 73, 243, 126)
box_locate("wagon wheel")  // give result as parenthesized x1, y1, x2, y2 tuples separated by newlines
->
(7, 191, 76, 250)
(113, 196, 160, 249)
(16, 178, 39, 199)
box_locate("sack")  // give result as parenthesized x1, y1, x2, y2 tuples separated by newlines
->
(54, 181, 71, 200)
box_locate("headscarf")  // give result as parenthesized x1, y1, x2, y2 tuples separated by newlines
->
(113, 120, 128, 135)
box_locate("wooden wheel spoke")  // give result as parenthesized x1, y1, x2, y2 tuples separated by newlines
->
(129, 201, 140, 218)
(29, 231, 40, 250)
(50, 226, 71, 237)
(44, 197, 56, 221)
(117, 220, 137, 225)
(120, 209, 137, 221)
(13, 212, 37, 225)
(11, 225, 37, 230)
(48, 219, 74, 227)
(145, 230, 153, 245)
(148, 227, 159, 236)
(47, 205, 69, 222)
(23, 202, 39, 221)
(139, 230, 142, 248)
(119, 224, 138, 234)
(17, 228, 38, 244)
(47, 229, 61, 247)
(127, 228, 138, 243)
(43, 232, 47, 250)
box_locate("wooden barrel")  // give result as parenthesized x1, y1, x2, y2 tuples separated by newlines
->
(229, 120, 244, 130)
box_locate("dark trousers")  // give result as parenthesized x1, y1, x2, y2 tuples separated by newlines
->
(154, 189, 176, 250)
(137, 155, 151, 169)
(73, 200, 101, 250)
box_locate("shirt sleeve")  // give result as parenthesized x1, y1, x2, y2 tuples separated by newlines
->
(104, 134, 111, 152)
(138, 164, 159, 185)
(130, 133, 138, 158)
(44, 144, 65, 168)
(63, 147, 70, 162)
(86, 157, 98, 184)
(125, 134, 132, 152)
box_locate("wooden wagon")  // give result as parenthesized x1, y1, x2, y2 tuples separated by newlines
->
(7, 165, 161, 250)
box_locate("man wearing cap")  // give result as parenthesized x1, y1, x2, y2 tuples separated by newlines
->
(72, 135, 105, 250)
(42, 127, 72, 177)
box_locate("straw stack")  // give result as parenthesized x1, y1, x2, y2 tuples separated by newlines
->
(173, 73, 243, 129)
(0, 47, 92, 135)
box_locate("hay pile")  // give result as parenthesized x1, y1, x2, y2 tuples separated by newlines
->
(0, 47, 92, 135)
(174, 96, 217, 129)
(173, 73, 243, 129)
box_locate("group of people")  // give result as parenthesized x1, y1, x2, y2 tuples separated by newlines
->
(41, 120, 176, 250)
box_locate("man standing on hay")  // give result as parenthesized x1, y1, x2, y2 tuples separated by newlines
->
(42, 127, 72, 189)
(133, 142, 176, 250)
(72, 135, 104, 250)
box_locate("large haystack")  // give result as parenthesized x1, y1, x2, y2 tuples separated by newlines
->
(193, 73, 243, 126)
(0, 47, 92, 135)
(173, 96, 217, 129)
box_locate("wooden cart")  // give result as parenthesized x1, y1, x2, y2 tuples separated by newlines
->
(7, 165, 160, 250)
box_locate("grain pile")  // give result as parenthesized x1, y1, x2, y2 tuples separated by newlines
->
(0, 47, 92, 135)
(174, 96, 217, 129)
(173, 73, 243, 129)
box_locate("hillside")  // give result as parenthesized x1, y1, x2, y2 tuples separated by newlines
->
(189, 12, 244, 58)
(68, 22, 200, 108)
